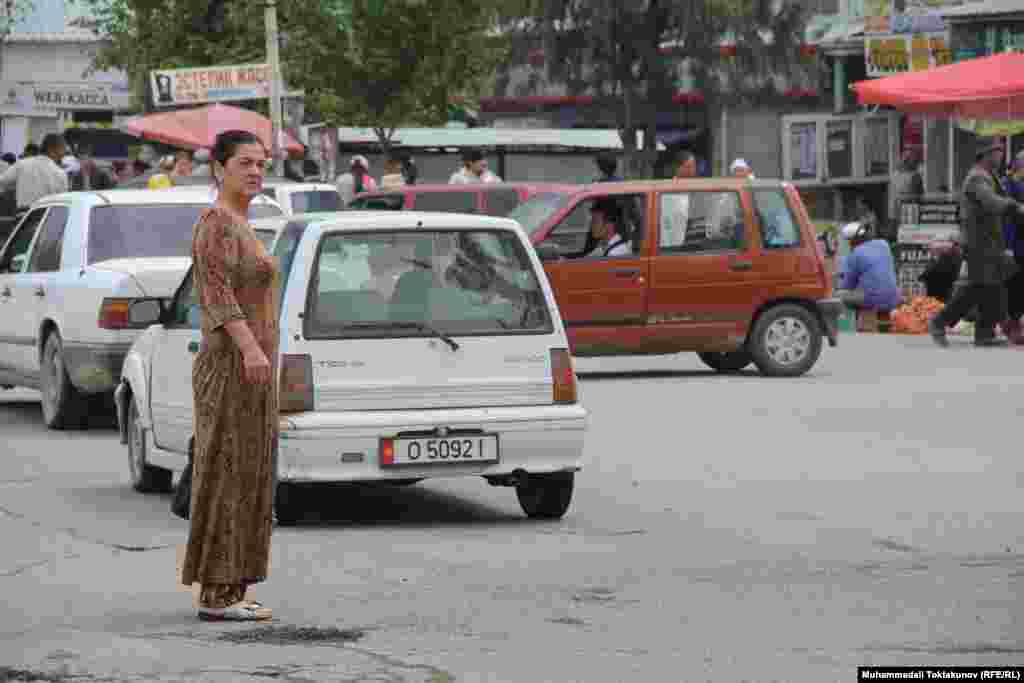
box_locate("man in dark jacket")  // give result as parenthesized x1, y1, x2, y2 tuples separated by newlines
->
(929, 139, 1024, 347)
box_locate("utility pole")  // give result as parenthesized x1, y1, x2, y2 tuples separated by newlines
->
(265, 0, 285, 176)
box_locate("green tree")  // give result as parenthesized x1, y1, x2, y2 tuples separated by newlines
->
(1, 1, 40, 37)
(83, 0, 508, 154)
(506, 0, 811, 178)
(286, 0, 508, 155)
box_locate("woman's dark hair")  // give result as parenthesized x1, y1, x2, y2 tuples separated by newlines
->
(596, 153, 618, 178)
(1, 153, 15, 165)
(211, 130, 262, 166)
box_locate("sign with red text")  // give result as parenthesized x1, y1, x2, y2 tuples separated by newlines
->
(150, 64, 273, 107)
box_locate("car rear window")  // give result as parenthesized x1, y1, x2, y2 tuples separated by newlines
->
(249, 202, 284, 218)
(87, 204, 206, 264)
(506, 192, 572, 237)
(483, 188, 521, 216)
(291, 190, 342, 213)
(304, 229, 553, 340)
(349, 194, 404, 210)
(411, 191, 477, 214)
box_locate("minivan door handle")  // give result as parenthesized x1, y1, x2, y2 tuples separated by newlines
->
(0, 286, 10, 298)
(729, 260, 753, 271)
(34, 286, 45, 298)
(610, 267, 640, 278)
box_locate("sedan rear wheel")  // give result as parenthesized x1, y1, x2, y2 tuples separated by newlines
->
(516, 472, 575, 520)
(40, 332, 87, 430)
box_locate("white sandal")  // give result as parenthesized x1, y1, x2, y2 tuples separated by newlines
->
(198, 601, 272, 621)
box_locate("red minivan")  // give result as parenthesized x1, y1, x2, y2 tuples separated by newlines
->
(506, 178, 842, 377)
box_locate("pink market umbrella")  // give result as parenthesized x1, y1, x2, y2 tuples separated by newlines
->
(122, 102, 303, 153)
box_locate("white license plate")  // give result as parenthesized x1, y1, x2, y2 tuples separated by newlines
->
(383, 435, 499, 466)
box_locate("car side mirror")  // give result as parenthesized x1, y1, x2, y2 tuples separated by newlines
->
(535, 242, 563, 261)
(127, 298, 166, 327)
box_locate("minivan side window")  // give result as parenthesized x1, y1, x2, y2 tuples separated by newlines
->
(754, 190, 802, 249)
(659, 192, 745, 254)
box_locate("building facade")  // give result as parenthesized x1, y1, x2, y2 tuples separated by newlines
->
(0, 0, 133, 157)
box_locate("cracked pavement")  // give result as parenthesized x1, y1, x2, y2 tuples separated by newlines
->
(1, 335, 1023, 682)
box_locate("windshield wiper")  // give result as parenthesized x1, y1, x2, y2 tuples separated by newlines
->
(345, 321, 459, 351)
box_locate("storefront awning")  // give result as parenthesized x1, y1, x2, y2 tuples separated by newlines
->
(852, 52, 1024, 120)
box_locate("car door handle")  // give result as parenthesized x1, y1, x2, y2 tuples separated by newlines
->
(729, 260, 753, 271)
(188, 341, 200, 354)
(611, 267, 641, 277)
(0, 286, 10, 298)
(34, 286, 45, 298)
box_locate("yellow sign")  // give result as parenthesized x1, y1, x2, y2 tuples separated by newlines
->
(866, 33, 950, 77)
(149, 64, 272, 107)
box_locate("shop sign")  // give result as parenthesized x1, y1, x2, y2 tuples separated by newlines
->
(865, 33, 951, 77)
(0, 81, 131, 114)
(896, 200, 960, 298)
(150, 64, 272, 107)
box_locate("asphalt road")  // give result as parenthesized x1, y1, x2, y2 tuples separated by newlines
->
(1, 333, 1022, 683)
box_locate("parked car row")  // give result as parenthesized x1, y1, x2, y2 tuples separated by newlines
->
(0, 173, 839, 524)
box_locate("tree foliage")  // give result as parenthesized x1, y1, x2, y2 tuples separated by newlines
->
(0, 1, 41, 37)
(506, 0, 812, 178)
(82, 0, 508, 151)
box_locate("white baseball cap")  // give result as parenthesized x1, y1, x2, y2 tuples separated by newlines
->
(729, 158, 752, 173)
(350, 155, 370, 169)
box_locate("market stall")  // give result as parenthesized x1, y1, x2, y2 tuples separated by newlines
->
(852, 52, 1024, 333)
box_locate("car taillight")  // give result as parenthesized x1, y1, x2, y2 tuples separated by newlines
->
(279, 353, 314, 413)
(380, 438, 395, 466)
(98, 298, 133, 329)
(550, 348, 577, 404)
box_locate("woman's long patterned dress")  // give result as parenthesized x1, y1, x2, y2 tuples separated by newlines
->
(181, 207, 279, 608)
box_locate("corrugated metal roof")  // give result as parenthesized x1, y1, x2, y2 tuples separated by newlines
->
(334, 127, 628, 150)
(942, 0, 1024, 19)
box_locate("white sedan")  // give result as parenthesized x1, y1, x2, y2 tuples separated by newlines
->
(261, 181, 342, 215)
(116, 211, 588, 523)
(0, 188, 281, 429)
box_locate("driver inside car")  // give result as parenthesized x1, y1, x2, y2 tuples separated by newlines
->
(578, 198, 631, 259)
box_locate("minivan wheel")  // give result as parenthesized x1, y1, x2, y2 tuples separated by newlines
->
(40, 332, 87, 430)
(697, 351, 752, 373)
(748, 304, 823, 378)
(516, 472, 574, 520)
(127, 398, 173, 493)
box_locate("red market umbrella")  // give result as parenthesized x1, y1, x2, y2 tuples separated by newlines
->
(852, 52, 1024, 120)
(122, 102, 303, 153)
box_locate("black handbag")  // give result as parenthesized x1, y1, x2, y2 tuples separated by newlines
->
(171, 446, 193, 521)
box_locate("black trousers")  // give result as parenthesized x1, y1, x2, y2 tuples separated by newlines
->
(1006, 255, 1024, 322)
(935, 282, 1006, 339)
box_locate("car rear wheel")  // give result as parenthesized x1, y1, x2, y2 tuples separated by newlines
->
(127, 398, 173, 493)
(516, 472, 574, 520)
(748, 304, 823, 378)
(697, 351, 753, 373)
(40, 332, 88, 430)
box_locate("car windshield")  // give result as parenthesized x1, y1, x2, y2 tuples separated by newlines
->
(305, 229, 553, 339)
(291, 190, 342, 213)
(505, 192, 572, 237)
(87, 204, 206, 264)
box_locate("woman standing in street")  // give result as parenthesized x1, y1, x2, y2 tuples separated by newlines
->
(181, 130, 279, 621)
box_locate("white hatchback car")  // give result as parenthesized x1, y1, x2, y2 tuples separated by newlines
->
(262, 181, 342, 215)
(116, 212, 588, 523)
